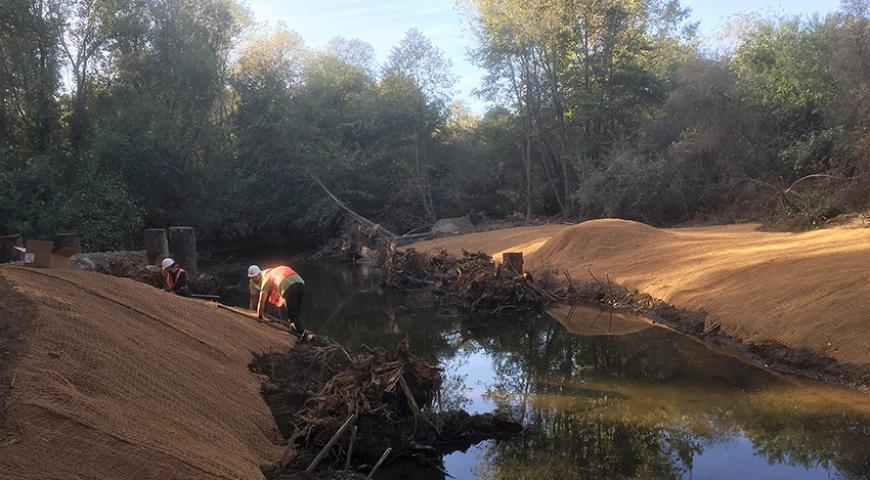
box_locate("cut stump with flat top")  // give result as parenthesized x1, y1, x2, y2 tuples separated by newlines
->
(169, 227, 197, 274)
(144, 229, 169, 266)
(502, 252, 524, 276)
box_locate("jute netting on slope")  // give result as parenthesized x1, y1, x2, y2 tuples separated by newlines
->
(415, 219, 870, 367)
(529, 220, 870, 367)
(0, 267, 293, 480)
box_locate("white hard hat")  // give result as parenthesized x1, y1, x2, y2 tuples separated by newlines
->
(247, 265, 261, 278)
(161, 258, 176, 269)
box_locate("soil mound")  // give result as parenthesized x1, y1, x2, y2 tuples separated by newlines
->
(408, 224, 568, 259)
(529, 219, 672, 269)
(411, 221, 870, 372)
(0, 266, 293, 479)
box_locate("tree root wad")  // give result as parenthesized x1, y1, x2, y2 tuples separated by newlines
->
(382, 248, 553, 313)
(381, 247, 628, 314)
(251, 339, 522, 479)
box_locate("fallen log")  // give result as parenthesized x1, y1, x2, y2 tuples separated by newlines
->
(304, 168, 397, 239)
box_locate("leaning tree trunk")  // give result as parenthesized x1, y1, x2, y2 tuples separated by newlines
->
(525, 119, 533, 220)
(414, 132, 436, 223)
(303, 168, 398, 239)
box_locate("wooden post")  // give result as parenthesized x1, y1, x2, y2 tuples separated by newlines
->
(306, 414, 357, 472)
(0, 233, 23, 263)
(144, 228, 169, 265)
(344, 425, 357, 471)
(168, 227, 197, 274)
(503, 252, 524, 276)
(366, 448, 392, 480)
(54, 233, 81, 252)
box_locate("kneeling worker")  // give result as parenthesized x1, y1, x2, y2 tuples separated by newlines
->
(161, 258, 192, 297)
(248, 265, 306, 338)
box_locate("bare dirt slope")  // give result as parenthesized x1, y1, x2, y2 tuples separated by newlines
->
(0, 267, 293, 480)
(411, 219, 870, 367)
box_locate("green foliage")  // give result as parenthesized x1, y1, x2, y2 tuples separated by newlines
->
(734, 19, 836, 120)
(0, 153, 67, 239)
(2, 0, 870, 252)
(784, 192, 843, 229)
(570, 9, 870, 224)
(62, 157, 143, 251)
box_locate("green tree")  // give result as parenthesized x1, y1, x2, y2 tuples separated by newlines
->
(381, 28, 457, 223)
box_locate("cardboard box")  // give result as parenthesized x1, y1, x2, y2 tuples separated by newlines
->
(51, 247, 79, 268)
(25, 240, 54, 267)
(23, 239, 79, 269)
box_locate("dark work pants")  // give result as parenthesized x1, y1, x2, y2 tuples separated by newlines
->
(282, 283, 305, 334)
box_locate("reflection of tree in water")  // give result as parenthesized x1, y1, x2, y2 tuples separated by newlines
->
(298, 264, 870, 479)
(456, 315, 702, 478)
(459, 314, 870, 480)
(300, 262, 463, 363)
(741, 403, 870, 477)
(435, 354, 472, 412)
(473, 413, 702, 479)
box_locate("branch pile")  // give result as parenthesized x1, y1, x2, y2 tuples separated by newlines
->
(252, 339, 521, 479)
(383, 248, 553, 313)
(70, 251, 224, 295)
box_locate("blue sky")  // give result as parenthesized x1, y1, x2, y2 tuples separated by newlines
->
(246, 0, 843, 111)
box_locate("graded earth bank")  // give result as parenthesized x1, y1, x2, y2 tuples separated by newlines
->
(410, 219, 870, 376)
(0, 267, 293, 479)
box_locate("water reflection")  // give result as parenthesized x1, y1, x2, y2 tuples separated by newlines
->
(217, 261, 870, 479)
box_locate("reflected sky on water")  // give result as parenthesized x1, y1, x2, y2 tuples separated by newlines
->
(214, 260, 870, 480)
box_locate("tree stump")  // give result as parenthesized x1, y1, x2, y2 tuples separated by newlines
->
(169, 227, 197, 274)
(54, 233, 81, 252)
(0, 233, 23, 263)
(502, 252, 524, 276)
(144, 229, 169, 265)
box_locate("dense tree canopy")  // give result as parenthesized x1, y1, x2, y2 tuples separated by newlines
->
(1, 0, 869, 250)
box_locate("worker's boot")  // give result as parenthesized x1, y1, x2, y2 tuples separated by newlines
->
(288, 322, 306, 342)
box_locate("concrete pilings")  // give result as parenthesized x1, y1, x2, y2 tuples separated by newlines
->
(168, 227, 197, 274)
(144, 229, 169, 266)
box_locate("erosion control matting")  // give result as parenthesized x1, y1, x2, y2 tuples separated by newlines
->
(0, 266, 293, 479)
(410, 219, 870, 373)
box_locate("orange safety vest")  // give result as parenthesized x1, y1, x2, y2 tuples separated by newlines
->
(259, 266, 297, 307)
(163, 268, 187, 292)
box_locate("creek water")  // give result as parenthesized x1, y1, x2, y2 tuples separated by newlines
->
(218, 260, 870, 479)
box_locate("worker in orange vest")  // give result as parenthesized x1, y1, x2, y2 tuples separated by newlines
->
(248, 264, 306, 339)
(161, 258, 192, 297)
